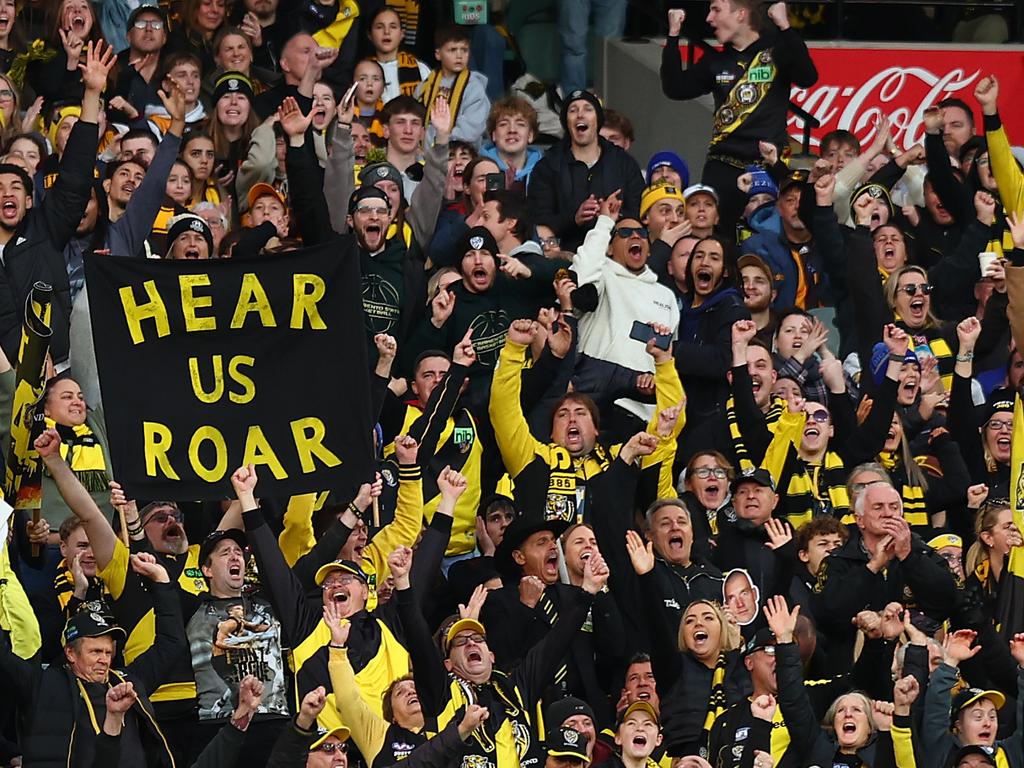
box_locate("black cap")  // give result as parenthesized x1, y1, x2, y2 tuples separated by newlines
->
(949, 687, 1006, 728)
(742, 627, 777, 657)
(198, 529, 247, 569)
(495, 515, 570, 574)
(545, 697, 595, 730)
(128, 3, 167, 25)
(62, 609, 126, 647)
(459, 226, 499, 258)
(545, 727, 588, 762)
(212, 71, 254, 103)
(348, 184, 391, 215)
(984, 387, 1015, 422)
(730, 467, 776, 494)
(947, 745, 997, 767)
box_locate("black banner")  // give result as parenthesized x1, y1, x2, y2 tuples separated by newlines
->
(85, 243, 373, 500)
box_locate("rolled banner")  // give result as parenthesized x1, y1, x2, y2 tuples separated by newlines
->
(4, 282, 53, 510)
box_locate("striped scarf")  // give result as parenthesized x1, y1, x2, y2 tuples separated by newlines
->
(395, 51, 424, 96)
(420, 68, 470, 130)
(726, 395, 784, 471)
(701, 653, 729, 754)
(45, 418, 108, 492)
(782, 450, 849, 529)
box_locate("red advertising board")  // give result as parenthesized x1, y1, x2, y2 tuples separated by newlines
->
(789, 44, 1024, 151)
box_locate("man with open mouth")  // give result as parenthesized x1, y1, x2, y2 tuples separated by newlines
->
(397, 537, 610, 768)
(491, 317, 684, 532)
(529, 89, 644, 252)
(186, 528, 290, 758)
(570, 188, 680, 434)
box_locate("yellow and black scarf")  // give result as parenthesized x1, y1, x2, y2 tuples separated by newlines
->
(710, 47, 776, 148)
(45, 418, 107, 492)
(782, 450, 849, 529)
(420, 68, 470, 130)
(394, 51, 424, 96)
(701, 653, 729, 748)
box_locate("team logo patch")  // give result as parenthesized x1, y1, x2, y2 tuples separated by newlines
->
(737, 83, 758, 104)
(228, 78, 239, 90)
(190, 220, 204, 232)
(564, 730, 579, 745)
(469, 236, 484, 249)
(377, 167, 389, 178)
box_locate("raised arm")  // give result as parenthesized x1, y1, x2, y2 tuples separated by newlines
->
(407, 97, 451, 250)
(35, 429, 117, 569)
(488, 322, 546, 478)
(324, 84, 357, 234)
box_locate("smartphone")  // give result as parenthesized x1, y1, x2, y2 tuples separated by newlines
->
(484, 173, 505, 192)
(629, 320, 671, 351)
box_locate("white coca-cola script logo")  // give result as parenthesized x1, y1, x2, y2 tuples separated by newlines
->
(788, 66, 981, 150)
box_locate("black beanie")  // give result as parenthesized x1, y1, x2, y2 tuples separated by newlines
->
(166, 213, 214, 257)
(560, 89, 605, 134)
(460, 226, 498, 258)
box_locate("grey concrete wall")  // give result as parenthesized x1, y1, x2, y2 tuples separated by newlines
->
(595, 37, 715, 181)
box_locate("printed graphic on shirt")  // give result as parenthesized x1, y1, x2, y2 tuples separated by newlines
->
(362, 274, 402, 334)
(187, 596, 288, 720)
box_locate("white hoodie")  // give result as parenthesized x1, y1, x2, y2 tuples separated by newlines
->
(572, 215, 680, 421)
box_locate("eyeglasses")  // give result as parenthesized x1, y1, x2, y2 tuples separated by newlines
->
(450, 633, 486, 648)
(133, 18, 164, 29)
(807, 410, 830, 423)
(356, 204, 389, 216)
(615, 226, 649, 239)
(321, 574, 362, 589)
(692, 467, 727, 480)
(986, 419, 1013, 432)
(0, 89, 13, 100)
(898, 283, 933, 297)
(315, 742, 347, 754)
(539, 237, 560, 248)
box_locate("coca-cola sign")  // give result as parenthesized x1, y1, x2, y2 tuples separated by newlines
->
(789, 45, 1024, 151)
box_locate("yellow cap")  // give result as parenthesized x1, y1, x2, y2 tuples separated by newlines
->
(640, 183, 684, 218)
(48, 106, 81, 149)
(445, 618, 486, 651)
(927, 533, 963, 550)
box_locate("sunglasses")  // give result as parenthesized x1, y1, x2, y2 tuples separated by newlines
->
(314, 742, 347, 754)
(145, 510, 182, 525)
(614, 226, 648, 239)
(450, 633, 486, 648)
(898, 283, 933, 297)
(807, 410, 830, 423)
(133, 18, 164, 29)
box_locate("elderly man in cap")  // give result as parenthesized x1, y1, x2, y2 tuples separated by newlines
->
(707, 628, 782, 767)
(396, 538, 610, 768)
(266, 684, 353, 768)
(529, 89, 644, 251)
(36, 428, 240, 756)
(237, 461, 463, 731)
(0, 550, 187, 767)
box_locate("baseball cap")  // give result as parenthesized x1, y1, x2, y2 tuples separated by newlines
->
(950, 688, 1005, 728)
(545, 727, 588, 762)
(948, 745, 997, 767)
(730, 467, 775, 494)
(247, 182, 286, 212)
(742, 627, 777, 657)
(310, 724, 351, 750)
(445, 618, 486, 652)
(128, 4, 167, 25)
(927, 533, 963, 550)
(682, 183, 718, 203)
(198, 529, 247, 569)
(617, 700, 659, 726)
(737, 253, 773, 286)
(314, 559, 368, 587)
(640, 183, 685, 218)
(62, 610, 126, 647)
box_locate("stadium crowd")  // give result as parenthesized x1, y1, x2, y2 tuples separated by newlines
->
(0, 1, 1021, 767)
